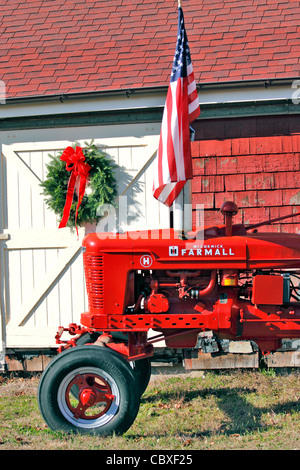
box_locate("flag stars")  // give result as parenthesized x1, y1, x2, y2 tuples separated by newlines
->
(169, 9, 194, 82)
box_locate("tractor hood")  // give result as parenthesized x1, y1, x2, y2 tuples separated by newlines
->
(82, 225, 300, 271)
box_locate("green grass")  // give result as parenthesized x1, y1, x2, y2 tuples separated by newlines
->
(0, 369, 299, 450)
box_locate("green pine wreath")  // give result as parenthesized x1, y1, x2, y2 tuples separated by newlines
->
(40, 140, 117, 228)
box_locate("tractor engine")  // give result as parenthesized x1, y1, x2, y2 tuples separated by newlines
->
(126, 268, 217, 314)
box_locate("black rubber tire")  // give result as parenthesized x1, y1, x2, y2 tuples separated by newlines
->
(132, 357, 152, 396)
(75, 332, 152, 396)
(38, 345, 140, 435)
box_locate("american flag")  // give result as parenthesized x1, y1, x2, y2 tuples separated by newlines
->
(153, 6, 200, 207)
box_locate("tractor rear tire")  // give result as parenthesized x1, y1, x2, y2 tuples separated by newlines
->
(38, 345, 140, 435)
(132, 357, 152, 396)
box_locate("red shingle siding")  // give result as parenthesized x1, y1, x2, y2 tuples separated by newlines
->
(192, 116, 300, 233)
(1, 0, 300, 98)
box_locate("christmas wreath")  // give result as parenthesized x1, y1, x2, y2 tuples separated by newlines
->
(40, 141, 117, 230)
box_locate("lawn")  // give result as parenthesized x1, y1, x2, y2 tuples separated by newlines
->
(0, 368, 299, 450)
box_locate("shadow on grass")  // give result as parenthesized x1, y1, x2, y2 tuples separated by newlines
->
(137, 387, 300, 438)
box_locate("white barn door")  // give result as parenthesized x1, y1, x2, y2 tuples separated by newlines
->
(0, 137, 169, 352)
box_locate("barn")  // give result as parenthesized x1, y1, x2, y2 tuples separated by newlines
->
(0, 0, 300, 371)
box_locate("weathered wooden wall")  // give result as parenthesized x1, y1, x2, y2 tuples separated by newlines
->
(191, 114, 300, 232)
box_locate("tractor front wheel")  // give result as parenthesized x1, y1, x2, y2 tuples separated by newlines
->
(38, 345, 140, 435)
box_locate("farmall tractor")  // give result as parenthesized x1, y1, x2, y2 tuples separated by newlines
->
(38, 201, 300, 435)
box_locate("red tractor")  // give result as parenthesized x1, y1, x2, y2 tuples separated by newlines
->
(38, 201, 300, 435)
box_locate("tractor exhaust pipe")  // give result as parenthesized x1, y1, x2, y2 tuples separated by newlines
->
(220, 201, 238, 236)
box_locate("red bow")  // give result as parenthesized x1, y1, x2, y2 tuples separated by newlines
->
(58, 146, 91, 235)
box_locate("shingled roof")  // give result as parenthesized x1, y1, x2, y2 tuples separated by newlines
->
(1, 0, 300, 99)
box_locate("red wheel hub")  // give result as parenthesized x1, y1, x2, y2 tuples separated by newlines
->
(80, 388, 96, 406)
(65, 373, 115, 420)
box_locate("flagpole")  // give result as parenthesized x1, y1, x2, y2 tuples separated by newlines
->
(173, 0, 193, 234)
(173, 191, 184, 231)
(183, 179, 192, 232)
(173, 0, 182, 231)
